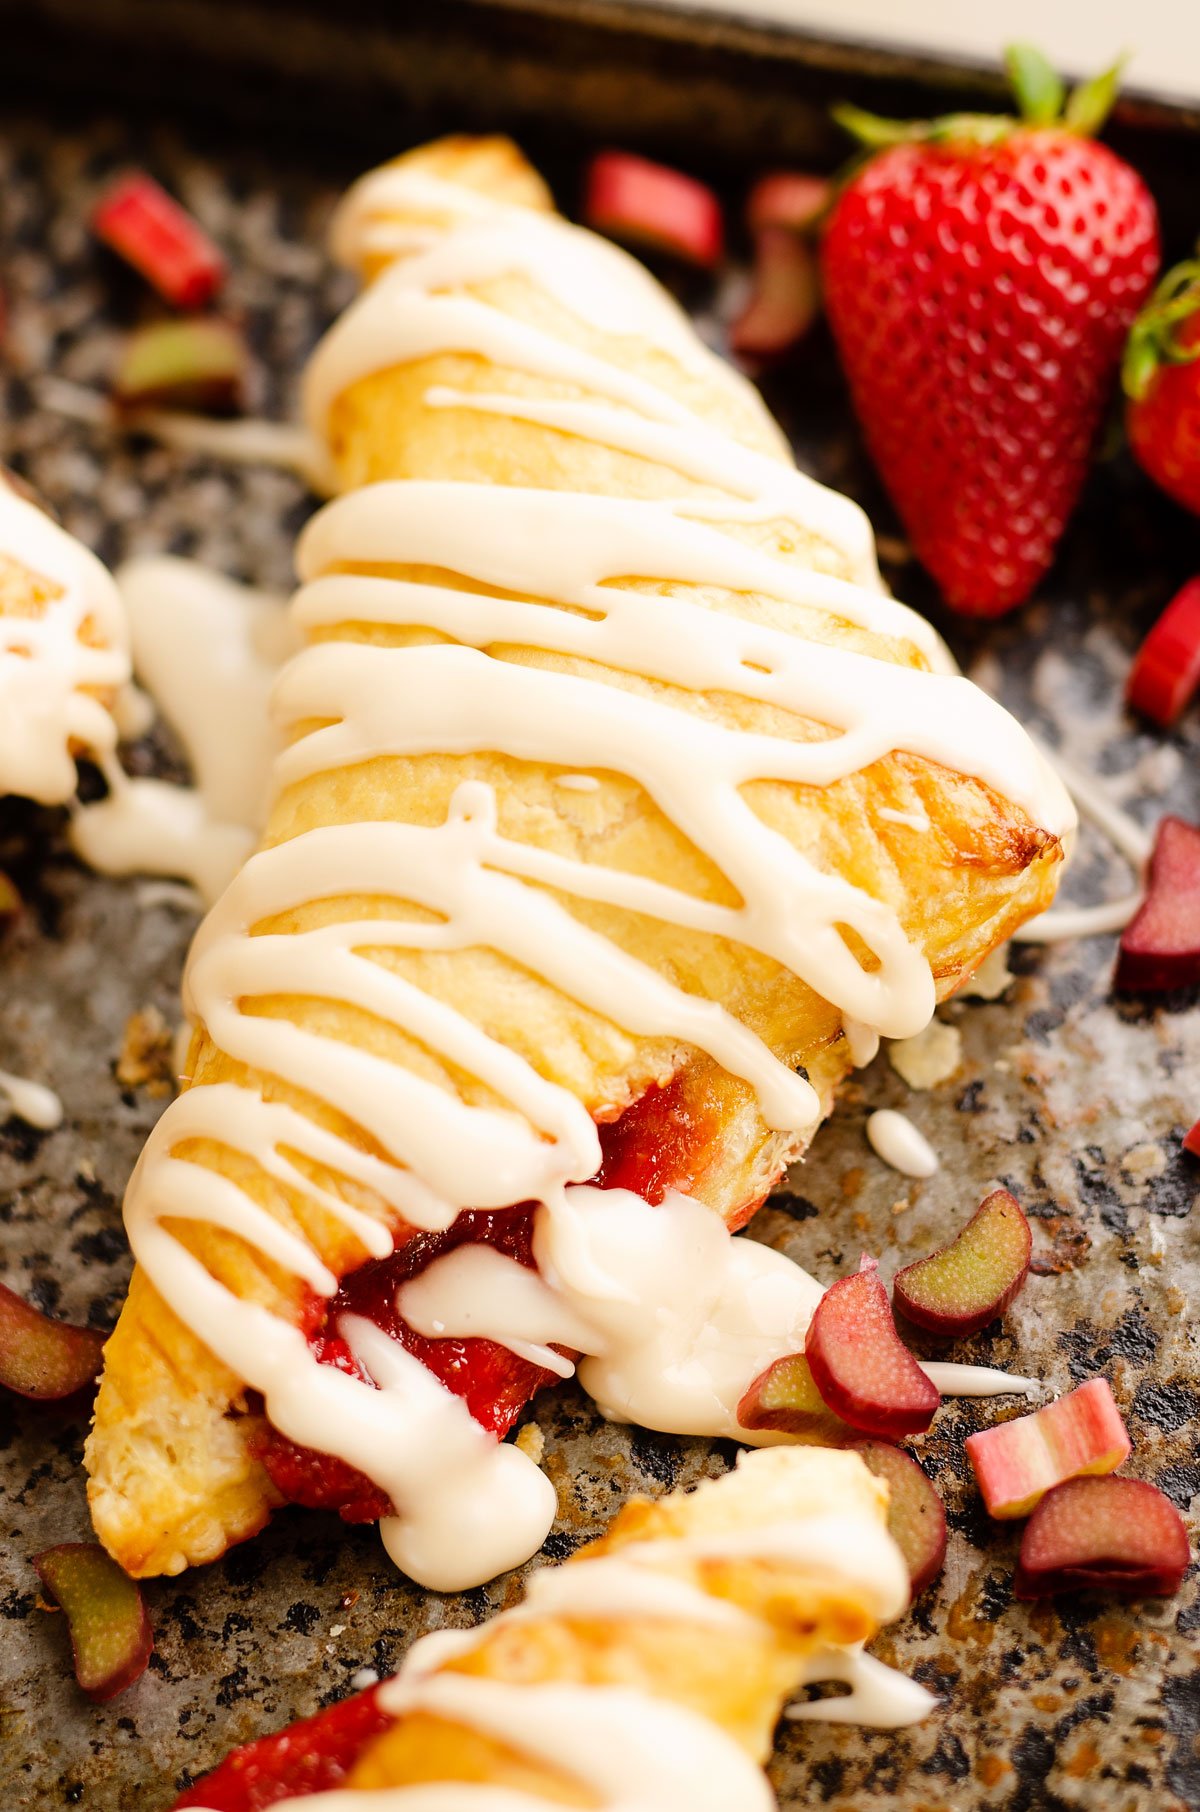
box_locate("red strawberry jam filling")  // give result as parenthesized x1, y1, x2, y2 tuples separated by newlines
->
(173, 1683, 391, 1810)
(256, 1075, 724, 1522)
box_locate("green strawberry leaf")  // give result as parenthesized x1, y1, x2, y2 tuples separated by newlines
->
(1122, 259, 1200, 400)
(1064, 56, 1125, 136)
(1005, 44, 1065, 124)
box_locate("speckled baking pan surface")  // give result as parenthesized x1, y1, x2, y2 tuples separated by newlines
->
(1, 88, 1199, 1812)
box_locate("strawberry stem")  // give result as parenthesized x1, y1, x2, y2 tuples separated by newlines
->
(1063, 56, 1125, 136)
(1122, 259, 1200, 400)
(1005, 44, 1064, 125)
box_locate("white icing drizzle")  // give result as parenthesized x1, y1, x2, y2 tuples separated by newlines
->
(72, 559, 293, 905)
(0, 483, 130, 805)
(865, 1109, 939, 1179)
(1015, 748, 1150, 944)
(119, 157, 1069, 1597)
(0, 1068, 63, 1131)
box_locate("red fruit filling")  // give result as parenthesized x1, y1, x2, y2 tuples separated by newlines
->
(1114, 815, 1200, 994)
(1184, 1118, 1200, 1158)
(1014, 1475, 1191, 1600)
(173, 1684, 391, 1810)
(804, 1256, 940, 1440)
(258, 1080, 729, 1522)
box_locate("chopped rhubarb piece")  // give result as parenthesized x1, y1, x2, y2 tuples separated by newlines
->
(32, 1543, 152, 1701)
(0, 1281, 105, 1400)
(93, 172, 226, 309)
(1126, 576, 1200, 727)
(731, 228, 820, 360)
(850, 1439, 947, 1597)
(173, 1684, 391, 1809)
(584, 152, 723, 267)
(1015, 1475, 1191, 1599)
(736, 1352, 853, 1444)
(1115, 816, 1200, 993)
(893, 1188, 1032, 1337)
(965, 1377, 1131, 1520)
(746, 171, 832, 235)
(804, 1257, 940, 1440)
(114, 319, 245, 415)
(1184, 1118, 1200, 1157)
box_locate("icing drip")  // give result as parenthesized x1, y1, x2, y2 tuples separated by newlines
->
(0, 1069, 63, 1131)
(1015, 749, 1150, 944)
(72, 559, 293, 905)
(121, 159, 1069, 1593)
(865, 1109, 939, 1178)
(0, 484, 130, 805)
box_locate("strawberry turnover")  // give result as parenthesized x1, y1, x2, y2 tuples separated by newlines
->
(85, 134, 1073, 1593)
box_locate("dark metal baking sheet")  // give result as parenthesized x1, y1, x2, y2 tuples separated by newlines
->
(1, 37, 1199, 1812)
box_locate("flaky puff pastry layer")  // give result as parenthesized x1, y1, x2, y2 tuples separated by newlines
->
(177, 1448, 904, 1807)
(0, 478, 128, 804)
(88, 136, 1066, 1578)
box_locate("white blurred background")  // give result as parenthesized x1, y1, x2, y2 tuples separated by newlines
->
(651, 0, 1200, 104)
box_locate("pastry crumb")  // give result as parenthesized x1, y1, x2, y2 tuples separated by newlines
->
(1122, 1141, 1166, 1182)
(115, 1006, 176, 1097)
(515, 1421, 545, 1465)
(958, 943, 1013, 1001)
(889, 1020, 963, 1090)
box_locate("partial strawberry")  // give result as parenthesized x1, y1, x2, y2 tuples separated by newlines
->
(0, 1282, 105, 1400)
(805, 1256, 940, 1440)
(1124, 260, 1200, 516)
(584, 153, 723, 267)
(966, 1377, 1131, 1519)
(32, 1543, 152, 1701)
(1125, 576, 1200, 729)
(1015, 1475, 1190, 1599)
(1114, 815, 1200, 994)
(893, 1188, 1031, 1337)
(1185, 1118, 1200, 1158)
(821, 44, 1160, 615)
(850, 1440, 947, 1597)
(736, 1352, 853, 1444)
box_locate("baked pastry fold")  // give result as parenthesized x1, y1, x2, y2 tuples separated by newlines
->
(0, 476, 129, 804)
(86, 134, 1073, 1585)
(172, 1447, 925, 1810)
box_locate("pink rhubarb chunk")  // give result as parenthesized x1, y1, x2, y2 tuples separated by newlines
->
(1015, 1475, 1191, 1599)
(965, 1377, 1131, 1520)
(1183, 1118, 1200, 1158)
(0, 1282, 105, 1400)
(804, 1257, 940, 1440)
(1115, 816, 1200, 994)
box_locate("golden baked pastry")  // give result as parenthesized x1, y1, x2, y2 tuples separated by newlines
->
(171, 1446, 925, 1811)
(85, 136, 1073, 1587)
(0, 474, 129, 804)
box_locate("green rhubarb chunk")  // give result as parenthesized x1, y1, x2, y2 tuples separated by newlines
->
(114, 318, 245, 415)
(33, 1543, 153, 1701)
(0, 1282, 105, 1399)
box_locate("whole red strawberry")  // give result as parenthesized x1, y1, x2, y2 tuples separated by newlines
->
(1124, 260, 1200, 514)
(821, 48, 1160, 615)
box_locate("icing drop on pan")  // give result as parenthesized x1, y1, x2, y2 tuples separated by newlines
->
(0, 1069, 63, 1131)
(120, 163, 1072, 1596)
